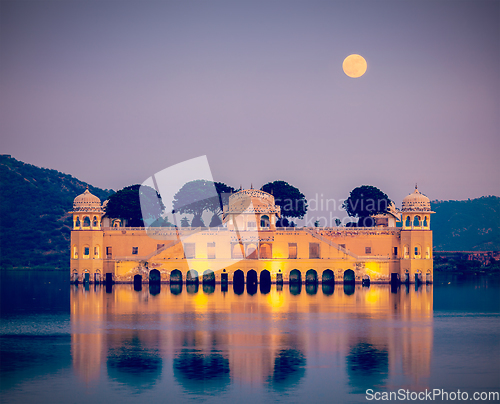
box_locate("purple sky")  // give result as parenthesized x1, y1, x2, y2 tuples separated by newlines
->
(1, 0, 499, 215)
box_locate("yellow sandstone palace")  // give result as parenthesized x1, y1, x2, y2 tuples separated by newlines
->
(70, 187, 434, 285)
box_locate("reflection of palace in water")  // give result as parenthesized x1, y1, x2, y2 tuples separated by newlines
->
(70, 186, 434, 286)
(71, 283, 433, 392)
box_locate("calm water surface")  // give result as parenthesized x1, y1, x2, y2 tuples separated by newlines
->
(1, 271, 499, 403)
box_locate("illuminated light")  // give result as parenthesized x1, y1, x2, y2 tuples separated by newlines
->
(267, 289, 284, 309)
(193, 291, 208, 307)
(365, 288, 381, 304)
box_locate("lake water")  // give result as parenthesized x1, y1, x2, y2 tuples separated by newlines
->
(1, 271, 499, 403)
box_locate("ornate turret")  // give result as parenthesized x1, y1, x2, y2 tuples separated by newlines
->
(70, 186, 105, 284)
(401, 186, 434, 229)
(400, 186, 434, 284)
(71, 187, 104, 230)
(223, 188, 280, 230)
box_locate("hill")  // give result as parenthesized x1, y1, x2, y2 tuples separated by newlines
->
(431, 197, 500, 251)
(0, 155, 113, 269)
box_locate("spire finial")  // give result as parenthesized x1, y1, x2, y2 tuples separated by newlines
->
(415, 183, 418, 190)
(239, 184, 242, 191)
(250, 183, 253, 189)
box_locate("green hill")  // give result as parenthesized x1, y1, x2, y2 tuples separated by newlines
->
(431, 197, 500, 251)
(0, 155, 113, 269)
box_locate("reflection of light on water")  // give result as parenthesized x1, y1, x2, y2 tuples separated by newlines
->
(267, 289, 284, 309)
(194, 291, 208, 308)
(365, 288, 381, 304)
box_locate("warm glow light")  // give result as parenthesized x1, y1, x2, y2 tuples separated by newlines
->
(267, 289, 284, 309)
(342, 54, 367, 78)
(194, 291, 208, 307)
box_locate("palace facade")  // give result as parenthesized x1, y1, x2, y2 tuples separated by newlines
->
(69, 186, 434, 284)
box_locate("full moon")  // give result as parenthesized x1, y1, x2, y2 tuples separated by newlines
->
(342, 54, 367, 78)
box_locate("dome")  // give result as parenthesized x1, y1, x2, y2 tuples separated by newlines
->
(225, 189, 280, 215)
(401, 187, 431, 212)
(73, 187, 103, 212)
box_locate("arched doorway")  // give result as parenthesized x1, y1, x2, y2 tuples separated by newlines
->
(305, 269, 318, 284)
(94, 271, 101, 284)
(260, 270, 271, 285)
(247, 269, 258, 285)
(289, 269, 301, 284)
(343, 269, 355, 284)
(260, 215, 270, 228)
(186, 269, 199, 284)
(133, 274, 142, 291)
(233, 269, 244, 295)
(233, 269, 244, 284)
(203, 270, 215, 284)
(170, 269, 183, 284)
(149, 269, 161, 283)
(322, 269, 334, 284)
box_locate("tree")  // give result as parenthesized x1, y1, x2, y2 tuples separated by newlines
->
(172, 180, 235, 227)
(180, 217, 190, 227)
(342, 185, 390, 227)
(261, 180, 308, 220)
(105, 184, 164, 227)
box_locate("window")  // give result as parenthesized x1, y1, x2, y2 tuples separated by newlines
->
(106, 246, 112, 258)
(426, 246, 431, 259)
(260, 215, 270, 228)
(132, 247, 138, 255)
(405, 216, 411, 227)
(75, 217, 81, 228)
(404, 245, 409, 259)
(423, 216, 428, 227)
(83, 246, 90, 258)
(365, 247, 372, 254)
(414, 245, 421, 259)
(184, 243, 195, 259)
(309, 243, 320, 259)
(207, 242, 216, 259)
(260, 243, 272, 259)
(288, 243, 297, 259)
(232, 243, 244, 259)
(246, 244, 258, 259)
(94, 246, 99, 258)
(92, 216, 98, 227)
(73, 246, 78, 259)
(393, 247, 398, 256)
(247, 221, 257, 228)
(413, 216, 421, 227)
(83, 216, 91, 227)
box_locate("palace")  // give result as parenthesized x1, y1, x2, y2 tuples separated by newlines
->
(69, 186, 434, 284)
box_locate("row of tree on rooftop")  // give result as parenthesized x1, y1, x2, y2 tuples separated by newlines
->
(104, 180, 390, 228)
